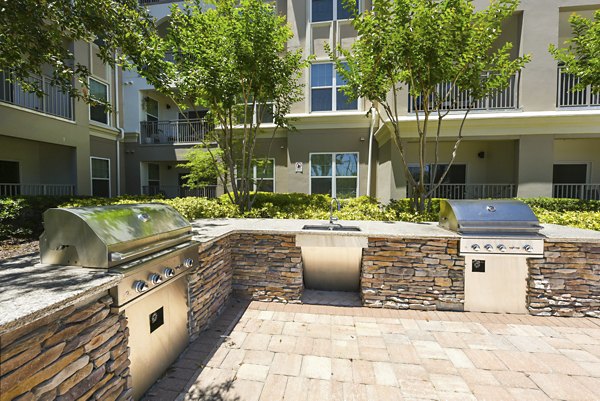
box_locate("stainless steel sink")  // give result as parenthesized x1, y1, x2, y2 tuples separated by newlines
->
(302, 224, 361, 232)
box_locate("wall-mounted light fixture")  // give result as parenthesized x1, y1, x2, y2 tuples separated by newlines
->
(478, 151, 485, 159)
(166, 104, 171, 109)
(359, 137, 366, 142)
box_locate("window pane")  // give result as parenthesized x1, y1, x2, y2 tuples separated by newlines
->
(91, 158, 109, 179)
(312, 0, 333, 22)
(90, 104, 108, 124)
(337, 0, 357, 19)
(312, 177, 332, 195)
(257, 179, 274, 192)
(146, 97, 158, 118)
(336, 89, 358, 110)
(311, 154, 333, 177)
(312, 88, 333, 111)
(148, 163, 160, 180)
(311, 64, 333, 88)
(92, 179, 110, 197)
(336, 177, 357, 198)
(256, 159, 274, 179)
(335, 153, 358, 177)
(90, 79, 107, 102)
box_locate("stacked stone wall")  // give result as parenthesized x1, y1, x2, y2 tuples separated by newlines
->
(528, 241, 600, 318)
(230, 233, 303, 302)
(189, 237, 233, 337)
(361, 237, 465, 310)
(0, 295, 131, 401)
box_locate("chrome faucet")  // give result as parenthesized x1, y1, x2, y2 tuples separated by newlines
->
(329, 197, 341, 225)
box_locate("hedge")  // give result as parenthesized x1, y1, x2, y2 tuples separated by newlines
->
(1, 194, 598, 241)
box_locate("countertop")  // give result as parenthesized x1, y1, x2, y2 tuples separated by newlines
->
(1, 218, 598, 335)
(0, 254, 121, 335)
(190, 218, 600, 244)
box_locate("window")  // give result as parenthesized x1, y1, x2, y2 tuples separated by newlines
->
(148, 163, 160, 195)
(233, 102, 274, 125)
(91, 157, 110, 197)
(311, 63, 357, 112)
(312, 0, 358, 22)
(310, 153, 358, 198)
(89, 78, 109, 124)
(236, 159, 275, 192)
(146, 97, 159, 122)
(0, 160, 20, 196)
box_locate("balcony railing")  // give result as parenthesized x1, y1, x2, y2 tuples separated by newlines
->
(139, 0, 179, 5)
(0, 70, 74, 120)
(407, 183, 516, 199)
(142, 185, 217, 198)
(409, 72, 519, 112)
(553, 184, 600, 200)
(0, 183, 76, 196)
(139, 119, 214, 144)
(557, 66, 600, 108)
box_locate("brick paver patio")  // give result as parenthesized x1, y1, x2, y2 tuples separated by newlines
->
(143, 300, 600, 401)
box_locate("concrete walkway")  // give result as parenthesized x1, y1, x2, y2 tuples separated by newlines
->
(143, 300, 600, 401)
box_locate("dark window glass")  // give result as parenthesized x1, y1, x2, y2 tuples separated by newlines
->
(337, 0, 358, 20)
(89, 78, 108, 124)
(311, 177, 333, 195)
(312, 0, 333, 22)
(311, 89, 333, 111)
(553, 164, 587, 184)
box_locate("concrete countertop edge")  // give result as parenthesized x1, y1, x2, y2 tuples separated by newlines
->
(0, 274, 122, 336)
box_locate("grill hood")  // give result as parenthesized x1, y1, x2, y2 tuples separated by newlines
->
(40, 203, 192, 268)
(439, 199, 541, 235)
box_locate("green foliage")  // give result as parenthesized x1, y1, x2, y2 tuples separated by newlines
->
(331, 0, 530, 212)
(178, 146, 223, 189)
(550, 10, 600, 93)
(142, 0, 309, 213)
(1, 195, 598, 242)
(0, 0, 162, 103)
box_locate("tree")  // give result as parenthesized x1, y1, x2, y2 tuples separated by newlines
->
(330, 0, 530, 212)
(550, 10, 600, 93)
(145, 0, 308, 213)
(0, 0, 161, 102)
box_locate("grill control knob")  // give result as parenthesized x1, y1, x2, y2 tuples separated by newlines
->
(163, 268, 175, 278)
(497, 244, 506, 252)
(133, 280, 149, 293)
(471, 244, 480, 251)
(183, 258, 194, 268)
(484, 244, 493, 251)
(523, 244, 533, 253)
(149, 274, 163, 285)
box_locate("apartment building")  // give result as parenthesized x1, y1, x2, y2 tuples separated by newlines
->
(124, 0, 600, 201)
(0, 42, 124, 197)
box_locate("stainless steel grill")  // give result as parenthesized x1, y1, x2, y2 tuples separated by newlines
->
(40, 203, 198, 400)
(439, 200, 544, 314)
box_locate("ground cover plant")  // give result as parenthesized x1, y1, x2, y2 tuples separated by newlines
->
(1, 194, 598, 242)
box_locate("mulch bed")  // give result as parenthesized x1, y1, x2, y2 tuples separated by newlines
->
(0, 239, 40, 260)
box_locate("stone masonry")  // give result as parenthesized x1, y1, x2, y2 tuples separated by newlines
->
(188, 237, 233, 338)
(528, 240, 600, 318)
(0, 295, 131, 401)
(361, 237, 465, 311)
(230, 233, 303, 303)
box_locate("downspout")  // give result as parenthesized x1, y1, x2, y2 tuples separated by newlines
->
(366, 105, 378, 197)
(114, 54, 124, 196)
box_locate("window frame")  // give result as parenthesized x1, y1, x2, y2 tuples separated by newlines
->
(90, 157, 111, 197)
(310, 0, 359, 22)
(310, 62, 358, 113)
(235, 158, 276, 192)
(309, 152, 359, 198)
(88, 77, 110, 125)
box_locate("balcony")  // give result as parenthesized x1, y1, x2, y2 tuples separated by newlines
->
(138, 0, 178, 5)
(139, 119, 214, 145)
(557, 66, 600, 108)
(0, 71, 74, 120)
(142, 185, 217, 198)
(0, 183, 76, 196)
(409, 72, 519, 113)
(553, 184, 600, 201)
(407, 183, 516, 199)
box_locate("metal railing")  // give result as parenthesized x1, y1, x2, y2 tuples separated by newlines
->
(409, 72, 519, 112)
(0, 183, 76, 196)
(139, 119, 214, 144)
(0, 70, 74, 120)
(557, 66, 600, 108)
(141, 185, 217, 198)
(408, 183, 516, 199)
(139, 0, 179, 5)
(553, 184, 600, 200)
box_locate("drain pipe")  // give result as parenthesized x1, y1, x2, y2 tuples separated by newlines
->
(366, 105, 378, 197)
(114, 54, 123, 196)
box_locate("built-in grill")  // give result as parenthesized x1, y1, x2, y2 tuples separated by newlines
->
(40, 203, 198, 400)
(439, 200, 544, 314)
